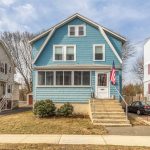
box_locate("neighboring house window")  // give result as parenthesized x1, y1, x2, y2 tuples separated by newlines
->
(5, 63, 7, 74)
(9, 67, 12, 73)
(93, 44, 105, 61)
(7, 85, 12, 93)
(53, 45, 76, 61)
(148, 84, 150, 94)
(68, 25, 86, 37)
(37, 71, 90, 86)
(38, 71, 45, 85)
(148, 64, 150, 75)
(1, 63, 4, 73)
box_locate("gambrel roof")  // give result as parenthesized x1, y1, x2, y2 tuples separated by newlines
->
(30, 13, 127, 64)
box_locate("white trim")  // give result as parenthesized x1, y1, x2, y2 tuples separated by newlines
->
(33, 28, 55, 64)
(99, 27, 122, 64)
(93, 44, 105, 61)
(53, 45, 76, 61)
(36, 70, 91, 87)
(29, 13, 126, 44)
(68, 25, 86, 37)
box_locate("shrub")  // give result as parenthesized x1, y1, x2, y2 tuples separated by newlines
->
(33, 100, 56, 118)
(57, 103, 74, 117)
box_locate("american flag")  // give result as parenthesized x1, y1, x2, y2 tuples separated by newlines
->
(110, 61, 116, 85)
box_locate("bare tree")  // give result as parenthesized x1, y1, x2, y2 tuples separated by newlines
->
(131, 56, 144, 84)
(0, 32, 33, 92)
(122, 41, 135, 73)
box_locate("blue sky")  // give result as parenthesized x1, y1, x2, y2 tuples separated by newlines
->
(0, 0, 149, 83)
(0, 0, 150, 42)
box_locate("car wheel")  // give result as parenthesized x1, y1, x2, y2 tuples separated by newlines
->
(137, 110, 141, 115)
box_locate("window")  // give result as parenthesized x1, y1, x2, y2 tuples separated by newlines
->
(7, 85, 12, 93)
(37, 71, 90, 86)
(54, 46, 63, 60)
(5, 63, 7, 74)
(9, 67, 12, 73)
(64, 71, 72, 85)
(69, 26, 75, 36)
(56, 71, 63, 85)
(97, 73, 107, 86)
(78, 26, 84, 36)
(93, 45, 105, 61)
(148, 84, 150, 94)
(148, 64, 150, 75)
(46, 72, 53, 85)
(74, 71, 81, 85)
(1, 63, 4, 73)
(68, 25, 86, 37)
(38, 71, 45, 85)
(53, 45, 76, 61)
(66, 46, 75, 60)
(83, 71, 90, 85)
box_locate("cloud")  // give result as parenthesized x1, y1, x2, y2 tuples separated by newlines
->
(0, 0, 16, 6)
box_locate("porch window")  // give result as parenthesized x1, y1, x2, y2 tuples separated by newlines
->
(64, 71, 72, 85)
(74, 71, 82, 85)
(93, 44, 105, 61)
(46, 72, 53, 85)
(83, 71, 90, 85)
(38, 71, 45, 85)
(56, 71, 63, 85)
(54, 46, 63, 60)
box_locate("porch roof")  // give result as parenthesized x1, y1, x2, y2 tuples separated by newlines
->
(33, 64, 122, 70)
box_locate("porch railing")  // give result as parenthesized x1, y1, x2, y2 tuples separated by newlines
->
(113, 85, 128, 120)
(0, 95, 7, 112)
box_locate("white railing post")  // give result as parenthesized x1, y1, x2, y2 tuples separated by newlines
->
(113, 85, 128, 120)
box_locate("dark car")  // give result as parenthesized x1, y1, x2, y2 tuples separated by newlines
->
(128, 101, 150, 115)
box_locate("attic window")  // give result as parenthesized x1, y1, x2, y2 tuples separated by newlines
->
(68, 25, 86, 37)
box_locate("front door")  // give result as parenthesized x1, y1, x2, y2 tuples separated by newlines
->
(96, 72, 109, 98)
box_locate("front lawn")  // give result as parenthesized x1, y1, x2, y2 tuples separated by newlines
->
(0, 111, 107, 134)
(0, 144, 149, 150)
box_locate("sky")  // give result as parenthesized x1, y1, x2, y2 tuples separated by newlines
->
(0, 0, 149, 83)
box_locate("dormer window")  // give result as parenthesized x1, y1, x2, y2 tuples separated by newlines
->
(68, 25, 86, 37)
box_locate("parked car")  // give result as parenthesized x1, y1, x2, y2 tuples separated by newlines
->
(128, 101, 150, 115)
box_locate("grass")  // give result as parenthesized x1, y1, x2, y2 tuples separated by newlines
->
(0, 111, 107, 134)
(0, 144, 149, 150)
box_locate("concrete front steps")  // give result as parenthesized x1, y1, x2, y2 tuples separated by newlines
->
(89, 99, 131, 127)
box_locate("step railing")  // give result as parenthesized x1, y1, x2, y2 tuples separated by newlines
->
(0, 95, 7, 112)
(113, 85, 128, 120)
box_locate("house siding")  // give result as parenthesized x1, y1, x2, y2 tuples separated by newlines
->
(32, 17, 123, 103)
(34, 18, 121, 66)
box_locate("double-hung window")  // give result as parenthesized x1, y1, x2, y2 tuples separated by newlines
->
(53, 45, 76, 61)
(68, 25, 86, 37)
(93, 44, 105, 61)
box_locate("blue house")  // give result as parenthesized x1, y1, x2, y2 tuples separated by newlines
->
(30, 13, 128, 118)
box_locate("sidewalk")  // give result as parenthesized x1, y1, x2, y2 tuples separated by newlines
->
(0, 134, 150, 147)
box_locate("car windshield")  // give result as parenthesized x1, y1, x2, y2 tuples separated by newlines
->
(141, 101, 150, 106)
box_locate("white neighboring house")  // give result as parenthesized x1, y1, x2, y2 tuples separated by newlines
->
(0, 40, 19, 112)
(144, 38, 150, 99)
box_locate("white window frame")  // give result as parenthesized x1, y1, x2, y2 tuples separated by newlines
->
(53, 45, 76, 61)
(36, 70, 91, 87)
(93, 44, 105, 61)
(68, 25, 86, 37)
